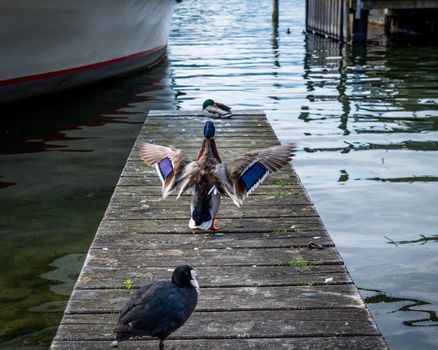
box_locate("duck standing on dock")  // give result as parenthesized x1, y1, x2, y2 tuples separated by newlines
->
(140, 121, 295, 231)
(202, 99, 233, 118)
(113, 265, 199, 349)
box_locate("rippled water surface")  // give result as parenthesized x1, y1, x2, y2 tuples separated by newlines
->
(1, 0, 437, 348)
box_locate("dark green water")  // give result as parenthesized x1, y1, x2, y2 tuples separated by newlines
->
(1, 0, 437, 348)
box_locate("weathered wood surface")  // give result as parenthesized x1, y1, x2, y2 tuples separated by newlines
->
(97, 217, 327, 234)
(91, 232, 334, 250)
(51, 110, 387, 349)
(79, 247, 344, 268)
(66, 284, 365, 313)
(77, 265, 350, 290)
(55, 309, 379, 340)
(51, 337, 388, 350)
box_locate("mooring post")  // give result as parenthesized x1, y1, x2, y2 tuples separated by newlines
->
(352, 0, 369, 42)
(305, 0, 309, 31)
(384, 9, 395, 36)
(272, 4, 279, 50)
(272, 0, 279, 22)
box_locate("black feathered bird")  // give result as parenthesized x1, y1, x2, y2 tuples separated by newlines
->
(113, 266, 200, 349)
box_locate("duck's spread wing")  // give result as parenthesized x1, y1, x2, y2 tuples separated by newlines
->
(214, 144, 295, 206)
(140, 143, 198, 198)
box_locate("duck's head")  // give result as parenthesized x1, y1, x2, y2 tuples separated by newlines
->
(204, 121, 215, 139)
(202, 99, 215, 110)
(172, 265, 200, 294)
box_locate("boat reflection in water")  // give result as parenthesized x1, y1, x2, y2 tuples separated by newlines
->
(0, 57, 176, 348)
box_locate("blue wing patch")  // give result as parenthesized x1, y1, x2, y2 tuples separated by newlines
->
(158, 157, 173, 180)
(241, 162, 268, 191)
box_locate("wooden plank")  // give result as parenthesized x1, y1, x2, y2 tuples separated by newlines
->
(140, 130, 281, 138)
(90, 231, 332, 250)
(110, 190, 308, 205)
(144, 114, 269, 121)
(76, 265, 351, 290)
(147, 110, 266, 116)
(104, 202, 318, 220)
(66, 285, 364, 314)
(84, 246, 343, 268)
(97, 217, 327, 234)
(52, 337, 388, 350)
(55, 309, 379, 340)
(142, 120, 274, 129)
(51, 110, 387, 349)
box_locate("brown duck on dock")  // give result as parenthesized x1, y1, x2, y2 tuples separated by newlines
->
(141, 121, 295, 231)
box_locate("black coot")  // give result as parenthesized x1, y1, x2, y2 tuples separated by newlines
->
(113, 265, 199, 349)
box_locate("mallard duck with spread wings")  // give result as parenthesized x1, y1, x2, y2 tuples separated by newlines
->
(140, 121, 295, 231)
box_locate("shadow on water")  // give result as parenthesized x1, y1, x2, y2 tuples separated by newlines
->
(361, 288, 438, 327)
(384, 234, 438, 246)
(0, 59, 175, 348)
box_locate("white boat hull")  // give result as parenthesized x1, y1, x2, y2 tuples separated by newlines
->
(0, 0, 176, 103)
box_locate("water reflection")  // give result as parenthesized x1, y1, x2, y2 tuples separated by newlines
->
(0, 59, 175, 348)
(271, 0, 280, 69)
(366, 176, 438, 183)
(1, 0, 438, 349)
(0, 177, 16, 189)
(301, 33, 438, 154)
(302, 34, 353, 135)
(362, 288, 438, 327)
(303, 141, 438, 153)
(385, 235, 438, 246)
(297, 22, 438, 350)
(0, 59, 173, 156)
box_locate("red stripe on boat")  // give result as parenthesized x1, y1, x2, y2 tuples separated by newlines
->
(0, 45, 165, 87)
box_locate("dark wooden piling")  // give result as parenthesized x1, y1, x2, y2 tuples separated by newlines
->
(272, 0, 279, 21)
(51, 110, 388, 349)
(306, 0, 350, 41)
(306, 0, 438, 42)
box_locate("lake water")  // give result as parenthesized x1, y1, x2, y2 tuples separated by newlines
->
(1, 0, 437, 348)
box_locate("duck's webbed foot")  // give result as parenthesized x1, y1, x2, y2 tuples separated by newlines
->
(209, 217, 221, 232)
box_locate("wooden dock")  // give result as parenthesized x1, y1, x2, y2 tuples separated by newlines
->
(51, 110, 388, 349)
